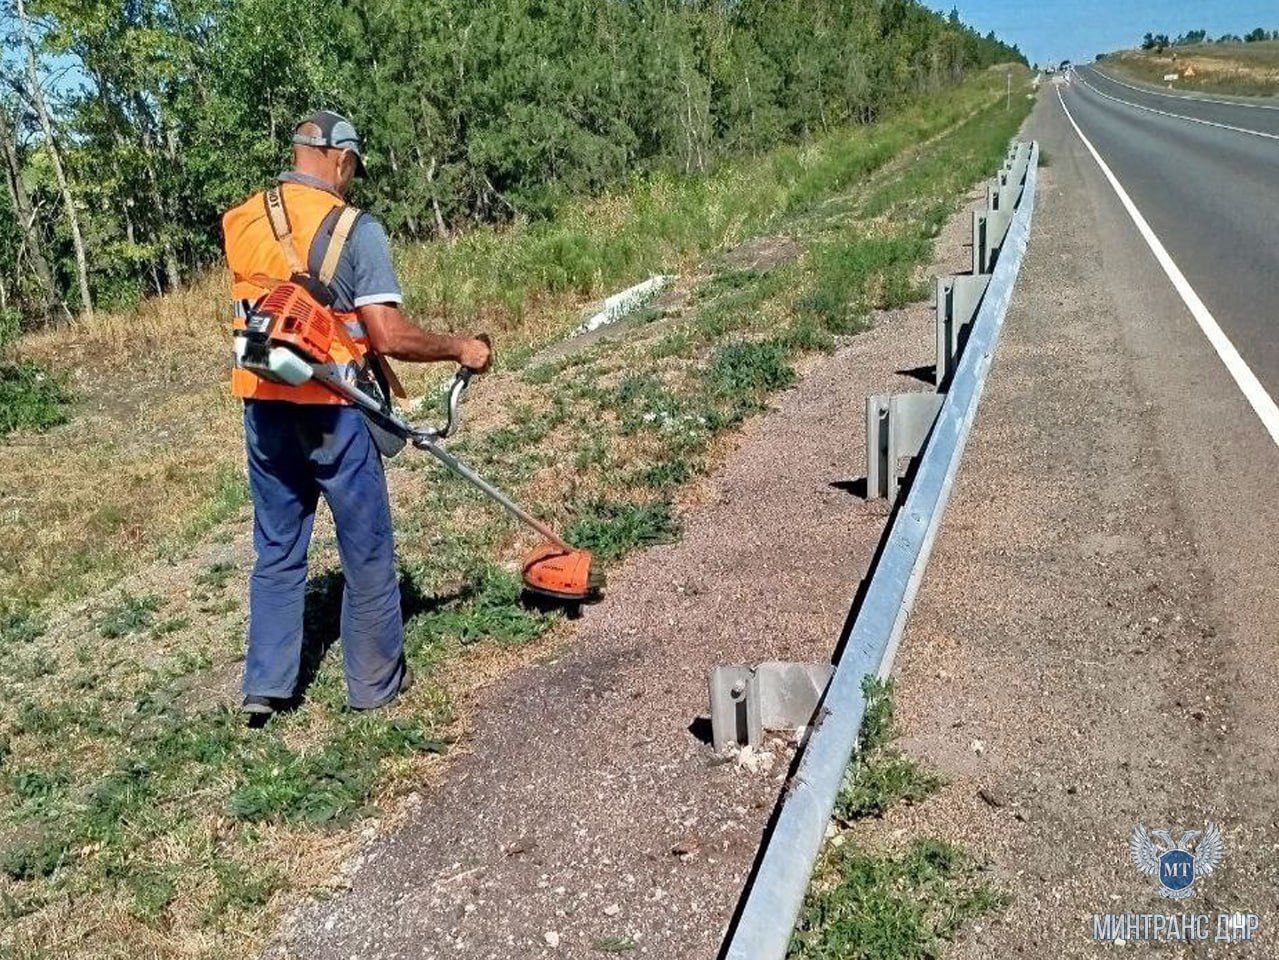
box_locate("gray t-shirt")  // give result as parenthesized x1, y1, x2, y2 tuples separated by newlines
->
(277, 171, 402, 312)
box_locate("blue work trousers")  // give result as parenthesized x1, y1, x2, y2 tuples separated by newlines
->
(242, 400, 404, 708)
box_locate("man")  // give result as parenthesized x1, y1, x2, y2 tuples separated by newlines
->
(222, 109, 491, 717)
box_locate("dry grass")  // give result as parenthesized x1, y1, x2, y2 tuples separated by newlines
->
(1105, 41, 1279, 97)
(0, 68, 1032, 960)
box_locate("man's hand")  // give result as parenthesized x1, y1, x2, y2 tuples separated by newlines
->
(458, 334, 492, 373)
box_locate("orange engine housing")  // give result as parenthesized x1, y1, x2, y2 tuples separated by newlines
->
(255, 282, 338, 364)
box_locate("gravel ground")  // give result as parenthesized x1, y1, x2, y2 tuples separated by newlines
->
(272, 186, 987, 959)
(871, 94, 1279, 956)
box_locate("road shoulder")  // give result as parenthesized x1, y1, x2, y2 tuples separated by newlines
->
(877, 92, 1279, 956)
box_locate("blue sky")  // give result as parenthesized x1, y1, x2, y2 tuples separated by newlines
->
(925, 1, 1279, 67)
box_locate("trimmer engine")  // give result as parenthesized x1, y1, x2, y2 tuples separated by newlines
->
(234, 279, 339, 386)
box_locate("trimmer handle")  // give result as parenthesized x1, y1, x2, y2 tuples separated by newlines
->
(437, 368, 471, 440)
(411, 333, 490, 446)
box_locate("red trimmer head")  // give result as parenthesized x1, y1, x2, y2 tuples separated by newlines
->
(521, 543, 603, 602)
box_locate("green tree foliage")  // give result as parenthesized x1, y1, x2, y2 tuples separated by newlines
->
(2, 0, 1023, 328)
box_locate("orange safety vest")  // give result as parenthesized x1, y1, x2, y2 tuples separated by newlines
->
(222, 181, 369, 404)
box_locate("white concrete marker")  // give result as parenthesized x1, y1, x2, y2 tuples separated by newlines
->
(571, 274, 671, 337)
(1057, 87, 1279, 449)
(1077, 75, 1279, 142)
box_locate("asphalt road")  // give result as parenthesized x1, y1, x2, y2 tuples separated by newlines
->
(1061, 65, 1279, 399)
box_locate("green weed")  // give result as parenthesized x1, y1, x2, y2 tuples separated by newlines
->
(207, 860, 280, 917)
(522, 359, 570, 385)
(649, 328, 694, 360)
(777, 315, 837, 353)
(788, 838, 1004, 959)
(227, 718, 445, 824)
(564, 498, 679, 562)
(574, 433, 612, 470)
(594, 935, 638, 953)
(705, 340, 797, 397)
(837, 679, 942, 820)
(128, 868, 178, 919)
(6, 766, 71, 820)
(638, 458, 695, 490)
(195, 561, 236, 590)
(97, 593, 163, 639)
(0, 608, 44, 647)
(801, 233, 928, 331)
(1, 830, 73, 880)
(407, 565, 552, 649)
(150, 616, 192, 639)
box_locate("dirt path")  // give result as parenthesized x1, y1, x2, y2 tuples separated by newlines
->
(871, 95, 1279, 956)
(272, 183, 989, 959)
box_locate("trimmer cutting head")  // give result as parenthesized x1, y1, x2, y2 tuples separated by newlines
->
(521, 542, 603, 603)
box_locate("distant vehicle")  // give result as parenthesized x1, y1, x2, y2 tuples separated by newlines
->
(1059, 59, 1072, 71)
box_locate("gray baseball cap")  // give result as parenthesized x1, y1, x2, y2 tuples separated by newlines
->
(292, 110, 367, 177)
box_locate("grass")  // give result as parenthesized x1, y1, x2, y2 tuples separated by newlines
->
(1103, 41, 1279, 97)
(563, 498, 680, 562)
(788, 681, 1000, 959)
(0, 308, 71, 438)
(0, 65, 1032, 959)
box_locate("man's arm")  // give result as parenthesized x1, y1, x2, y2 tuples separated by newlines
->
(357, 303, 492, 370)
(337, 214, 491, 371)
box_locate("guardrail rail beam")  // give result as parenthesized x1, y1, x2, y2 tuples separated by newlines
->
(721, 139, 1038, 960)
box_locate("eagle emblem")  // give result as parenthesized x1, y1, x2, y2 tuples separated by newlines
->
(1130, 822, 1224, 899)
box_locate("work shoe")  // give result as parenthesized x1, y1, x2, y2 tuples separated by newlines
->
(241, 695, 277, 716)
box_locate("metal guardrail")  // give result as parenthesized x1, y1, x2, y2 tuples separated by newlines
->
(720, 139, 1038, 960)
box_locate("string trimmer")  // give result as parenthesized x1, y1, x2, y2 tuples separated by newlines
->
(234, 279, 602, 603)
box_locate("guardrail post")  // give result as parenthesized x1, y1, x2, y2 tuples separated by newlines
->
(709, 666, 761, 753)
(708, 662, 833, 752)
(935, 274, 992, 384)
(972, 209, 988, 275)
(935, 276, 956, 381)
(865, 392, 944, 500)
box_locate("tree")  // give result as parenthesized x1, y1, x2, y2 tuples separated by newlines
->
(0, 96, 65, 322)
(11, 0, 93, 321)
(0, 0, 1026, 327)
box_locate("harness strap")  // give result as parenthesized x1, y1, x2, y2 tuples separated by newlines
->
(319, 206, 361, 287)
(263, 187, 305, 276)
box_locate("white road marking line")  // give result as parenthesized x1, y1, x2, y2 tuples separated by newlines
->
(1092, 66, 1279, 112)
(1076, 75, 1279, 141)
(1056, 86, 1279, 448)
